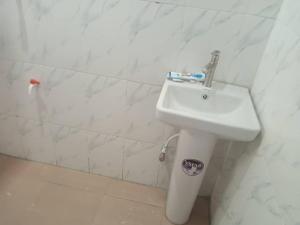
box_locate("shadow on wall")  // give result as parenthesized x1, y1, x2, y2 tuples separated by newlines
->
(210, 130, 266, 221)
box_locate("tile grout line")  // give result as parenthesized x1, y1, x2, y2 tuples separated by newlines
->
(0, 57, 164, 87)
(0, 57, 260, 89)
(89, 190, 107, 225)
(104, 193, 165, 209)
(132, 0, 278, 19)
(1, 112, 166, 146)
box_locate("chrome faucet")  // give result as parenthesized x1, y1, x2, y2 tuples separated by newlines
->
(203, 50, 220, 88)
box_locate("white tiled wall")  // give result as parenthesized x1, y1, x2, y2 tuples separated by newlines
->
(0, 0, 282, 195)
(211, 0, 300, 223)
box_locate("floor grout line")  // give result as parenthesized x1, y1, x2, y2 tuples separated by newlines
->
(103, 193, 165, 209)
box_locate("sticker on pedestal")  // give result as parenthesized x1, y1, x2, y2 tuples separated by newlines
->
(182, 159, 204, 176)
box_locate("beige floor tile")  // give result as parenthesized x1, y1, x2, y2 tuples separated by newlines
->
(0, 154, 209, 225)
(0, 178, 46, 225)
(39, 164, 112, 195)
(30, 182, 103, 225)
(92, 195, 163, 225)
(161, 197, 210, 225)
(107, 179, 166, 207)
(0, 156, 45, 181)
(0, 154, 9, 178)
(0, 203, 37, 225)
(0, 153, 9, 163)
(0, 156, 46, 197)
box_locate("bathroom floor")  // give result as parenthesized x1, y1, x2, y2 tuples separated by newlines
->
(0, 154, 209, 225)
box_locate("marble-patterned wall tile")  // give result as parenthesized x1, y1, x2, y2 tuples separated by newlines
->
(0, 1, 24, 60)
(37, 70, 90, 128)
(88, 131, 163, 185)
(30, 0, 131, 80)
(221, 15, 274, 86)
(264, 139, 300, 225)
(84, 76, 175, 143)
(0, 62, 58, 123)
(0, 59, 17, 80)
(11, 0, 184, 86)
(45, 69, 128, 133)
(121, 2, 184, 85)
(88, 133, 125, 179)
(18, 118, 57, 165)
(0, 0, 279, 88)
(212, 151, 283, 225)
(2, 62, 174, 144)
(0, 114, 24, 157)
(185, 0, 245, 13)
(243, 0, 282, 18)
(211, 0, 300, 223)
(122, 81, 175, 143)
(250, 28, 300, 147)
(184, 0, 282, 18)
(252, 22, 300, 225)
(15, 63, 55, 122)
(123, 141, 160, 186)
(277, 0, 300, 36)
(54, 126, 90, 172)
(177, 9, 274, 87)
(144, 0, 282, 18)
(0, 60, 25, 116)
(83, 77, 128, 134)
(142, 0, 186, 5)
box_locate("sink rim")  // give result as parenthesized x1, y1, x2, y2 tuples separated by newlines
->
(156, 80, 261, 141)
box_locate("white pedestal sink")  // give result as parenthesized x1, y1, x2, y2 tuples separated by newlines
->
(156, 80, 261, 224)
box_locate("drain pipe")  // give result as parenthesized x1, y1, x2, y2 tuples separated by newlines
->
(159, 133, 180, 161)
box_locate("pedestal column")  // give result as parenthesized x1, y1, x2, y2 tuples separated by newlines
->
(166, 129, 217, 224)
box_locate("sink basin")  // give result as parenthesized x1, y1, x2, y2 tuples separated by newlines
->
(156, 80, 260, 141)
(156, 79, 261, 224)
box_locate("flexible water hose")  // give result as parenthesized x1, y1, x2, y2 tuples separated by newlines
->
(159, 133, 180, 161)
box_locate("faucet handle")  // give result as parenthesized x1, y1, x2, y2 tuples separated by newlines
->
(211, 50, 221, 56)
